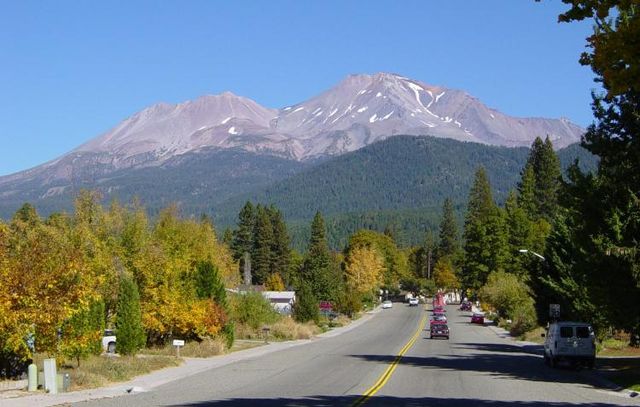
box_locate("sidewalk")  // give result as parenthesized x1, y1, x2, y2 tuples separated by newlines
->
(0, 308, 380, 407)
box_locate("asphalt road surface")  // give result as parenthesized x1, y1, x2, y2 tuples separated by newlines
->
(76, 303, 637, 406)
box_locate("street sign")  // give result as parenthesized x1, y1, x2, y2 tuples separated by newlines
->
(172, 339, 185, 347)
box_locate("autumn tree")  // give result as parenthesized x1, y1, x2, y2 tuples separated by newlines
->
(344, 246, 384, 296)
(433, 257, 460, 291)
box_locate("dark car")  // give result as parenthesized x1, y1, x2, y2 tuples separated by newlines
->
(459, 301, 472, 311)
(430, 322, 450, 339)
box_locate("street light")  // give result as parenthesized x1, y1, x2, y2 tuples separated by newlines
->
(518, 249, 545, 261)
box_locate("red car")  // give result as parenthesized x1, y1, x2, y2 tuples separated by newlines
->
(471, 312, 485, 324)
(433, 305, 446, 314)
(430, 322, 450, 339)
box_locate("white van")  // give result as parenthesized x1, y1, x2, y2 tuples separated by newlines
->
(543, 322, 596, 368)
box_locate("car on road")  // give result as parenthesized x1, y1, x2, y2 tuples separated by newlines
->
(430, 322, 450, 339)
(471, 312, 485, 324)
(381, 300, 393, 309)
(459, 301, 472, 311)
(431, 314, 447, 323)
(102, 329, 116, 353)
(408, 297, 419, 306)
(543, 322, 596, 369)
(433, 305, 446, 314)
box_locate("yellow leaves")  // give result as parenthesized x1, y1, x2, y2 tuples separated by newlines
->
(265, 273, 285, 291)
(433, 257, 460, 290)
(345, 246, 385, 295)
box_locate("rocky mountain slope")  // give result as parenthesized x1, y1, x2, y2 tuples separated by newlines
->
(0, 72, 584, 210)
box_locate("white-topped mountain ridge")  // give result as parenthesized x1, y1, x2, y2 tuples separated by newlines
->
(1, 72, 583, 187)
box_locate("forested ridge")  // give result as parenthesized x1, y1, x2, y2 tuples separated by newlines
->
(215, 136, 596, 249)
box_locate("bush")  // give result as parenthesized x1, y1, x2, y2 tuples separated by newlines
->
(269, 318, 321, 340)
(480, 270, 537, 335)
(509, 300, 537, 336)
(229, 292, 279, 329)
(293, 283, 319, 323)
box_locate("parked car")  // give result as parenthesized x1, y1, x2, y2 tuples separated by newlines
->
(543, 322, 596, 369)
(408, 298, 419, 306)
(459, 301, 472, 311)
(471, 312, 485, 324)
(102, 329, 116, 353)
(382, 300, 393, 309)
(430, 322, 450, 339)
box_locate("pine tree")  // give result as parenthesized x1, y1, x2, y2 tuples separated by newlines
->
(300, 212, 339, 301)
(116, 274, 146, 355)
(504, 191, 533, 278)
(231, 202, 255, 261)
(517, 163, 537, 219)
(251, 206, 274, 284)
(536, 137, 561, 220)
(462, 167, 497, 291)
(268, 206, 291, 285)
(438, 198, 459, 259)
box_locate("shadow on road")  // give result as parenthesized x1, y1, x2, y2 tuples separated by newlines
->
(348, 351, 608, 388)
(453, 341, 544, 355)
(171, 395, 628, 406)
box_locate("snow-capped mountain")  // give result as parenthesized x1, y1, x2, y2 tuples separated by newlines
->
(0, 72, 583, 189)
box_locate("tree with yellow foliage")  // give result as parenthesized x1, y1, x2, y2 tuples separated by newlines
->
(345, 246, 384, 295)
(433, 257, 460, 291)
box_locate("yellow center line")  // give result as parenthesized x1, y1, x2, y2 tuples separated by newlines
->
(352, 313, 427, 407)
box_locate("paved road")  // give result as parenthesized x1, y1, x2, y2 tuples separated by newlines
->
(76, 304, 637, 406)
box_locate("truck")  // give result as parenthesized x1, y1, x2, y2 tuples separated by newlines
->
(543, 321, 596, 369)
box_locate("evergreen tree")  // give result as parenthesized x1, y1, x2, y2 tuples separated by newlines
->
(437, 198, 459, 259)
(293, 282, 319, 323)
(536, 137, 562, 220)
(268, 206, 291, 285)
(221, 228, 233, 246)
(194, 261, 226, 306)
(300, 212, 339, 301)
(544, 2, 640, 343)
(517, 163, 537, 218)
(251, 206, 274, 284)
(504, 191, 533, 278)
(231, 201, 255, 260)
(116, 274, 146, 355)
(462, 167, 497, 291)
(521, 137, 561, 221)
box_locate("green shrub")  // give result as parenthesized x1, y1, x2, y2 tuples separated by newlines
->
(509, 300, 537, 336)
(293, 283, 319, 323)
(229, 292, 279, 329)
(480, 270, 537, 335)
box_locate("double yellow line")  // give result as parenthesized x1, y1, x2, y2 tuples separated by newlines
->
(352, 314, 428, 407)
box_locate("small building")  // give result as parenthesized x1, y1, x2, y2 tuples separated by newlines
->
(261, 291, 296, 315)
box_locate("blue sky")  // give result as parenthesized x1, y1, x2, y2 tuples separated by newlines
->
(0, 1, 595, 176)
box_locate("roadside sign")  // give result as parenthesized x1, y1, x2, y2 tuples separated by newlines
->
(172, 339, 185, 347)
